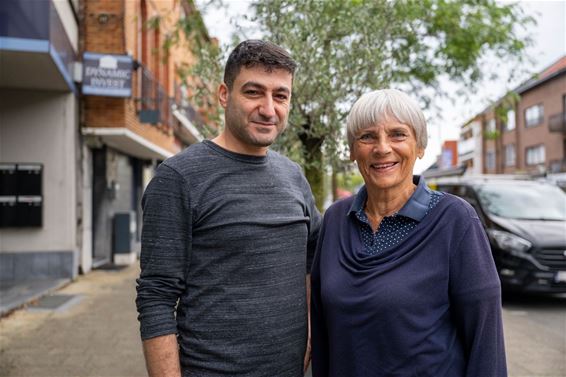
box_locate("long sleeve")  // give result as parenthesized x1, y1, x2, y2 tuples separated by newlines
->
(450, 216, 507, 377)
(310, 215, 328, 377)
(301, 173, 322, 273)
(136, 163, 191, 340)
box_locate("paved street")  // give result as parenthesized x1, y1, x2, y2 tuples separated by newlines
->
(502, 293, 566, 377)
(0, 264, 565, 377)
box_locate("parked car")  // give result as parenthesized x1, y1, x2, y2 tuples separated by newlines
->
(431, 176, 566, 293)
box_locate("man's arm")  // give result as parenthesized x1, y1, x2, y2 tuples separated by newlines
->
(136, 164, 191, 375)
(143, 335, 182, 377)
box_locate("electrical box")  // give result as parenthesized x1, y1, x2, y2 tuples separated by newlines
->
(113, 212, 135, 254)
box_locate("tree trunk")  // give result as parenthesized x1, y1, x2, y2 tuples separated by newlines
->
(298, 122, 326, 211)
(304, 148, 325, 211)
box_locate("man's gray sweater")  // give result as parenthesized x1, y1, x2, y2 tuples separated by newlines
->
(136, 140, 321, 376)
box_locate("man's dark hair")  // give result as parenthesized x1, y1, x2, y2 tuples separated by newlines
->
(223, 40, 297, 90)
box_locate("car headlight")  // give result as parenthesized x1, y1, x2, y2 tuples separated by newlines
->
(487, 229, 532, 255)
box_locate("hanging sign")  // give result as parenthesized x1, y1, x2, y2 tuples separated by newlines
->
(82, 52, 133, 97)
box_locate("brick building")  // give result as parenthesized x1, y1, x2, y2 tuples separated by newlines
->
(458, 55, 566, 176)
(81, 0, 215, 269)
(0, 0, 214, 314)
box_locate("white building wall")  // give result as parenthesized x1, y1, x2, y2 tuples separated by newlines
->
(51, 0, 78, 53)
(0, 89, 78, 255)
(471, 121, 483, 175)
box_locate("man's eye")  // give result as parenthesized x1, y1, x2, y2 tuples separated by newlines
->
(275, 95, 288, 101)
(244, 90, 260, 96)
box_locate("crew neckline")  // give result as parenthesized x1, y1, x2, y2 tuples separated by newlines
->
(202, 140, 269, 164)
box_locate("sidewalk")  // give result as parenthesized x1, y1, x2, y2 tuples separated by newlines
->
(1, 262, 563, 377)
(0, 264, 146, 377)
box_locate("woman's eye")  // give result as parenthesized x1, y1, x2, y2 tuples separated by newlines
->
(391, 132, 407, 139)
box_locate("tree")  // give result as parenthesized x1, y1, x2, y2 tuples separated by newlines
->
(252, 0, 533, 209)
(178, 0, 533, 209)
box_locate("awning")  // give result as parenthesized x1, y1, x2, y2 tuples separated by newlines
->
(82, 127, 175, 160)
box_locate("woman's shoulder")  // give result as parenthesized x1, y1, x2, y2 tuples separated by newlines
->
(436, 192, 481, 221)
(324, 195, 357, 218)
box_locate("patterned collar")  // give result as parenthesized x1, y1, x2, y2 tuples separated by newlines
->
(348, 175, 433, 222)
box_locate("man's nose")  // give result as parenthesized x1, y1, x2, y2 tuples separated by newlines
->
(258, 96, 276, 118)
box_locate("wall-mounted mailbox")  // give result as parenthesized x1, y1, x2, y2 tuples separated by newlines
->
(0, 163, 43, 227)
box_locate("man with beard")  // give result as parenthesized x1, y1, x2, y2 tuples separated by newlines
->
(136, 40, 321, 377)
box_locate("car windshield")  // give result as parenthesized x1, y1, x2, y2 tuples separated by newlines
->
(475, 182, 566, 220)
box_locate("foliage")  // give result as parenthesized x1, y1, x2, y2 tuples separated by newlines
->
(171, 0, 533, 208)
(335, 171, 364, 193)
(494, 91, 521, 124)
(246, 0, 533, 208)
(148, 0, 224, 138)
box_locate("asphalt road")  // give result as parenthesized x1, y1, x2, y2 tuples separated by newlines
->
(502, 292, 566, 377)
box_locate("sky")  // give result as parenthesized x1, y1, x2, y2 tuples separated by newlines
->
(197, 0, 566, 173)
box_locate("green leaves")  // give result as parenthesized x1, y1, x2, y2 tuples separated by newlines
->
(166, 0, 532, 207)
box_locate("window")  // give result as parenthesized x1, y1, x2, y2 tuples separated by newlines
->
(504, 144, 516, 166)
(486, 150, 496, 170)
(525, 145, 546, 165)
(504, 109, 515, 131)
(525, 104, 544, 128)
(486, 118, 496, 132)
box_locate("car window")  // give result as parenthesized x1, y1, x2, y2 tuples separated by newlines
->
(475, 183, 566, 220)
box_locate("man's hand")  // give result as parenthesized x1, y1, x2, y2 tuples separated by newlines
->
(304, 274, 312, 373)
(143, 334, 182, 377)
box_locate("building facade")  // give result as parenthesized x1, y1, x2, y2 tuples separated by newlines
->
(458, 55, 566, 176)
(1, 0, 81, 290)
(0, 0, 214, 313)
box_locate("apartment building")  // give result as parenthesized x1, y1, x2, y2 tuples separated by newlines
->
(0, 0, 214, 313)
(82, 0, 216, 268)
(457, 55, 566, 176)
(1, 0, 81, 294)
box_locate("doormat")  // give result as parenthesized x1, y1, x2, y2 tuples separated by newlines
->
(97, 264, 129, 271)
(27, 294, 83, 312)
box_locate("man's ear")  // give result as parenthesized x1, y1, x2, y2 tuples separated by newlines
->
(218, 83, 229, 108)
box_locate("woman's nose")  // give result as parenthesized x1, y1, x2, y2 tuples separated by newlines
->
(372, 137, 392, 154)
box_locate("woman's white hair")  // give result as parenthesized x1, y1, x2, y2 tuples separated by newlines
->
(346, 89, 428, 150)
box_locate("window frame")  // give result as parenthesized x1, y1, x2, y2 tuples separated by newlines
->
(524, 104, 544, 128)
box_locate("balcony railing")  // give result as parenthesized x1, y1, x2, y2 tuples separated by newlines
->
(549, 112, 566, 133)
(137, 64, 174, 127)
(174, 83, 209, 134)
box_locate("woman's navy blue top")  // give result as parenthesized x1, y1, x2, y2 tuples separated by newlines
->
(311, 176, 507, 377)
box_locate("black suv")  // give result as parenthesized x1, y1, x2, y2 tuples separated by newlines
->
(431, 176, 566, 293)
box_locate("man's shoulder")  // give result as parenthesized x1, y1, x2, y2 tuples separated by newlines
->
(268, 150, 304, 178)
(164, 142, 208, 165)
(160, 142, 214, 177)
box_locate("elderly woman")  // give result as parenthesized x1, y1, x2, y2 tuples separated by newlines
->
(311, 89, 506, 377)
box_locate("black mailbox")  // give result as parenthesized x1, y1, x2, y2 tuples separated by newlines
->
(0, 163, 43, 227)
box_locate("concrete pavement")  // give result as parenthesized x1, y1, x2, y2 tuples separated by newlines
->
(0, 263, 564, 376)
(0, 264, 146, 377)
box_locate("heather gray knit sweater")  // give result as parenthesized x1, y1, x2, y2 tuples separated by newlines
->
(136, 140, 321, 377)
